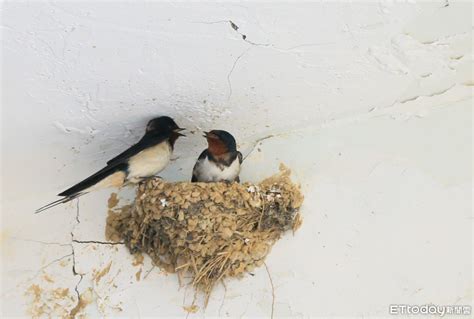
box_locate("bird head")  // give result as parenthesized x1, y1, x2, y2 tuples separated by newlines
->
(146, 116, 185, 136)
(203, 130, 237, 156)
(146, 116, 185, 147)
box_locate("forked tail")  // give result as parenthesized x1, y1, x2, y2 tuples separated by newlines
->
(35, 193, 84, 214)
(35, 163, 126, 214)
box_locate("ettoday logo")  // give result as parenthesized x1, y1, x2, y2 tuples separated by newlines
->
(389, 304, 471, 316)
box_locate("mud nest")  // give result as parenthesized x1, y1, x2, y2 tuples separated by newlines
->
(106, 164, 303, 299)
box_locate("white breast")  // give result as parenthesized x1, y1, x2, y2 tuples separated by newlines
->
(195, 156, 241, 182)
(127, 142, 172, 183)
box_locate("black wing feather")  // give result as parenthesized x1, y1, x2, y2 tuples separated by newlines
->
(60, 133, 167, 197)
(58, 162, 128, 197)
(37, 133, 168, 214)
(235, 151, 243, 183)
(191, 149, 208, 182)
(237, 151, 243, 164)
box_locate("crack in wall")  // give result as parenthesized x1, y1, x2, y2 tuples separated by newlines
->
(367, 84, 466, 115)
(227, 47, 251, 101)
(69, 198, 85, 318)
(228, 20, 270, 47)
(240, 83, 468, 160)
(72, 239, 124, 245)
(192, 20, 270, 47)
(70, 239, 84, 313)
(192, 18, 335, 60)
(243, 134, 275, 160)
(31, 253, 73, 280)
(11, 237, 71, 247)
(74, 199, 80, 225)
(192, 18, 276, 102)
(397, 84, 457, 104)
(65, 196, 126, 317)
(218, 280, 228, 316)
(264, 263, 275, 319)
(27, 195, 126, 309)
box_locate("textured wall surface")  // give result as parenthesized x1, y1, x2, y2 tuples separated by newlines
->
(1, 1, 472, 317)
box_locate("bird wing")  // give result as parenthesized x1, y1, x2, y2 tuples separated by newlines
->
(235, 151, 243, 183)
(35, 161, 128, 213)
(57, 162, 128, 197)
(59, 134, 168, 197)
(106, 133, 167, 166)
(191, 149, 208, 182)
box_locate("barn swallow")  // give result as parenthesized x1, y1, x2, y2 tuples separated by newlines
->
(36, 116, 185, 213)
(191, 130, 242, 183)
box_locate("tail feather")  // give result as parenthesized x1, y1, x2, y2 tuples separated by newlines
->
(36, 162, 128, 214)
(58, 163, 127, 197)
(35, 193, 84, 214)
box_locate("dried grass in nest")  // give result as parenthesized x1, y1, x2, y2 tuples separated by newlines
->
(106, 164, 304, 301)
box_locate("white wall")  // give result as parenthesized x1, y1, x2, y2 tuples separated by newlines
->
(1, 1, 472, 317)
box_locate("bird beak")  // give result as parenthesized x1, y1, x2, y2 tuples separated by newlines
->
(174, 128, 186, 137)
(203, 131, 217, 139)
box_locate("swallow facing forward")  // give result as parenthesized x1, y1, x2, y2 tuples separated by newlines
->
(191, 130, 242, 183)
(36, 116, 185, 213)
